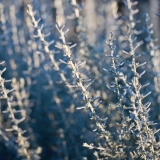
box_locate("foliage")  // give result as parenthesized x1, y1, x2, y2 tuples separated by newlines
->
(0, 0, 160, 159)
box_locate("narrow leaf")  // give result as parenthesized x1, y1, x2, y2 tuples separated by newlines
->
(77, 61, 86, 67)
(64, 28, 69, 34)
(139, 70, 146, 78)
(5, 128, 13, 132)
(122, 50, 130, 55)
(0, 61, 5, 65)
(141, 83, 150, 88)
(137, 62, 146, 68)
(15, 117, 25, 124)
(85, 79, 95, 89)
(76, 106, 85, 110)
(44, 32, 51, 37)
(48, 40, 54, 46)
(1, 67, 6, 74)
(59, 59, 68, 64)
(142, 91, 151, 99)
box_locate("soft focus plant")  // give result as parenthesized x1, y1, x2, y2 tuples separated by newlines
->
(0, 0, 160, 159)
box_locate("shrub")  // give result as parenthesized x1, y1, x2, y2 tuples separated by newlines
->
(0, 0, 160, 159)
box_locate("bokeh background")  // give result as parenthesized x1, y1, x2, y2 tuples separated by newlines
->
(0, 0, 160, 159)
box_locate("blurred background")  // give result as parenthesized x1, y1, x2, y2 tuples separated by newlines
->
(0, 0, 160, 159)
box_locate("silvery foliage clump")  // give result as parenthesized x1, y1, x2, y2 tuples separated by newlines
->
(0, 0, 160, 159)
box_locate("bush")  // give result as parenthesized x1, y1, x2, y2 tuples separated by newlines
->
(0, 0, 160, 159)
